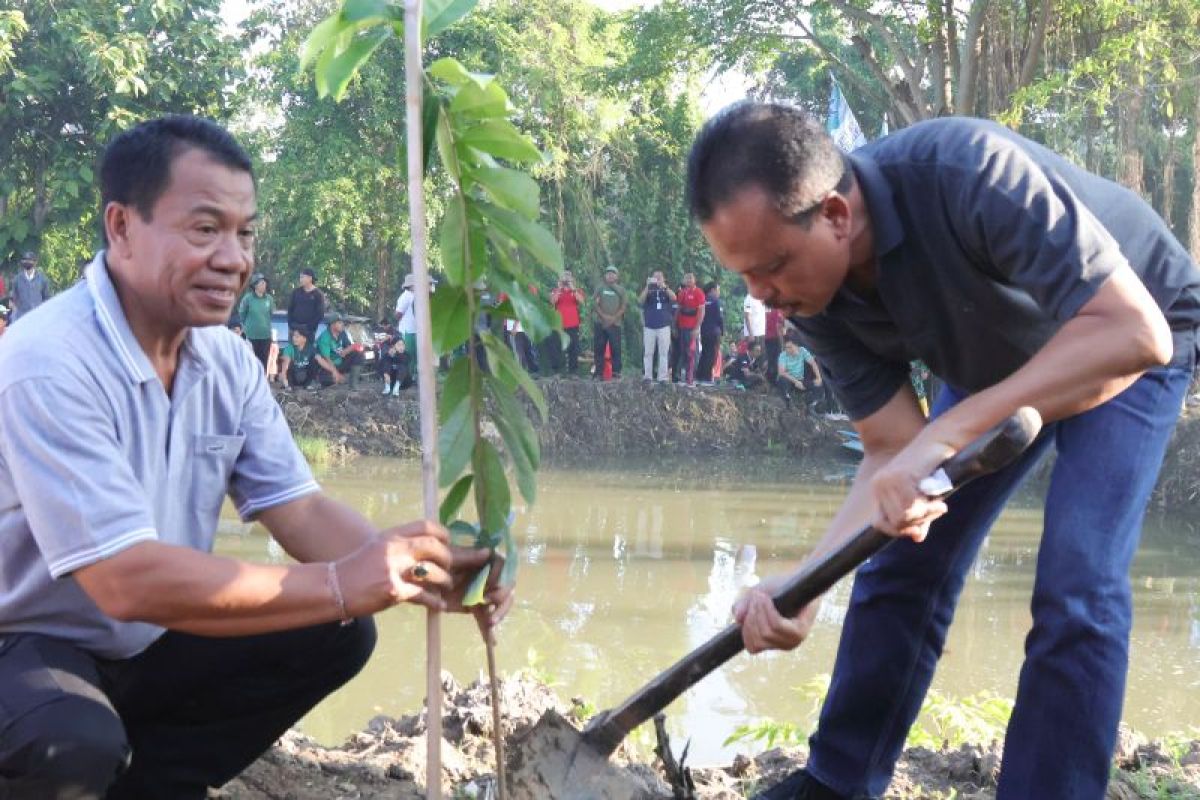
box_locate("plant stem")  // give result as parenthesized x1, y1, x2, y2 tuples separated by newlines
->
(487, 636, 507, 799)
(403, 0, 442, 797)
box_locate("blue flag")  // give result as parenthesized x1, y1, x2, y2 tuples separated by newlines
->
(827, 78, 866, 152)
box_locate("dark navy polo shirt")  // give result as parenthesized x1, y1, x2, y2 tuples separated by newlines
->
(793, 117, 1200, 421)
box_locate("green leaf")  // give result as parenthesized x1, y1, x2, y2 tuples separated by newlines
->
(449, 80, 510, 120)
(476, 202, 562, 272)
(401, 83, 441, 180)
(448, 519, 481, 546)
(318, 26, 392, 101)
(457, 119, 542, 164)
(439, 473, 473, 524)
(493, 273, 559, 342)
(462, 561, 491, 606)
(79, 164, 93, 182)
(480, 331, 548, 421)
(439, 198, 467, 285)
(500, 525, 518, 587)
(428, 57, 491, 88)
(428, 284, 471, 353)
(341, 0, 402, 23)
(435, 102, 461, 182)
(485, 376, 539, 504)
(298, 14, 342, 72)
(437, 396, 474, 487)
(438, 355, 470, 424)
(423, 0, 478, 38)
(474, 439, 511, 534)
(473, 166, 539, 219)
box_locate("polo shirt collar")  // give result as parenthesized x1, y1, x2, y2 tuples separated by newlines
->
(846, 152, 903, 260)
(85, 252, 213, 386)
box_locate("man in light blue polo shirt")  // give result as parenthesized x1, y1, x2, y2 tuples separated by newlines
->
(0, 116, 513, 800)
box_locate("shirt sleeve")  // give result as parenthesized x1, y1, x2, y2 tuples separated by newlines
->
(794, 315, 909, 421)
(316, 334, 334, 359)
(0, 376, 158, 577)
(953, 138, 1128, 322)
(227, 348, 319, 519)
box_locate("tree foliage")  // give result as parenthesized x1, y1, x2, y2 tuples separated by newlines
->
(0, 0, 242, 281)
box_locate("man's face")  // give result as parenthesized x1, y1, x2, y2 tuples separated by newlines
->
(291, 330, 306, 348)
(683, 272, 696, 288)
(299, 272, 313, 288)
(106, 146, 256, 330)
(784, 341, 799, 355)
(701, 185, 850, 318)
(330, 320, 345, 337)
(562, 270, 574, 285)
(21, 259, 35, 272)
(605, 271, 617, 284)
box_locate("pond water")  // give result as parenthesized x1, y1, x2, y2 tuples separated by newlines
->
(215, 455, 1200, 764)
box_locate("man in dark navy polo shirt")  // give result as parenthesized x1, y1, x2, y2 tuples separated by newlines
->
(687, 102, 1200, 799)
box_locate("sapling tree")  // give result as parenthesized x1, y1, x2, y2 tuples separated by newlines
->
(301, 1, 562, 796)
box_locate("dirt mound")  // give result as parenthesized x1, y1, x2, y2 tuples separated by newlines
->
(217, 674, 1200, 800)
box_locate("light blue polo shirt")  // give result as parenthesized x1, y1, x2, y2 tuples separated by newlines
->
(0, 253, 319, 658)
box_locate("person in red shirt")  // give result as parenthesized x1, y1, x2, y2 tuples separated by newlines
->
(674, 271, 706, 385)
(765, 306, 786, 385)
(549, 269, 585, 375)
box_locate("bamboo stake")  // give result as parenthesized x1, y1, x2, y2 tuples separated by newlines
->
(402, 1, 442, 797)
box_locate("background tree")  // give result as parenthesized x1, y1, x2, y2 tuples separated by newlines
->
(0, 0, 242, 284)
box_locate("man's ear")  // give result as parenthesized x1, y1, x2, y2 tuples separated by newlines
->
(821, 193, 853, 238)
(104, 202, 135, 258)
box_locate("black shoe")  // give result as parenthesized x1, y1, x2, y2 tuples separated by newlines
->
(753, 769, 847, 800)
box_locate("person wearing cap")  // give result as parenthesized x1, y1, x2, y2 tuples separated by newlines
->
(592, 265, 627, 379)
(394, 273, 420, 371)
(688, 102, 1200, 799)
(287, 268, 325, 338)
(237, 273, 274, 373)
(314, 312, 364, 388)
(0, 116, 511, 799)
(11, 251, 50, 323)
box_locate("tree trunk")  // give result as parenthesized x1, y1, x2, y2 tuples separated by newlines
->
(374, 245, 392, 323)
(1160, 127, 1178, 231)
(1016, 0, 1051, 92)
(1190, 88, 1200, 260)
(956, 0, 990, 115)
(33, 167, 49, 230)
(1117, 88, 1145, 198)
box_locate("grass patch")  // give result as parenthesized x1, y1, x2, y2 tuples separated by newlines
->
(294, 435, 348, 467)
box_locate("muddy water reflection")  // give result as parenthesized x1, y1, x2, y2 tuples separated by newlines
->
(215, 456, 1200, 763)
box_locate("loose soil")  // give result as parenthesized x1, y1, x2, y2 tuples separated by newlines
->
(217, 673, 1199, 800)
(275, 376, 1200, 513)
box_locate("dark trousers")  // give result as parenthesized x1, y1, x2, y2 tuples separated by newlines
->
(806, 362, 1192, 798)
(250, 339, 272, 372)
(544, 328, 579, 374)
(765, 337, 781, 384)
(287, 364, 314, 388)
(382, 356, 412, 388)
(593, 324, 621, 377)
(0, 619, 376, 800)
(697, 331, 720, 382)
(318, 351, 364, 386)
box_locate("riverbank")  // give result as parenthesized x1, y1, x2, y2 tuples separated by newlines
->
(218, 673, 1198, 799)
(274, 376, 1200, 512)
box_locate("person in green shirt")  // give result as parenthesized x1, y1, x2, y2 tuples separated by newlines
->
(236, 273, 274, 372)
(591, 265, 627, 379)
(315, 314, 364, 388)
(279, 328, 318, 389)
(776, 338, 815, 405)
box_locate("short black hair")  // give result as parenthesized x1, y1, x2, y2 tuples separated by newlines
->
(686, 101, 850, 225)
(703, 280, 718, 292)
(99, 115, 254, 244)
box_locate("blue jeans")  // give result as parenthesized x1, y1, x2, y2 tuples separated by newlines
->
(806, 360, 1193, 799)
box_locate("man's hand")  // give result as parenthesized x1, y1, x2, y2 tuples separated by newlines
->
(332, 369, 345, 384)
(442, 549, 516, 645)
(733, 574, 821, 654)
(868, 434, 954, 541)
(336, 520, 456, 614)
